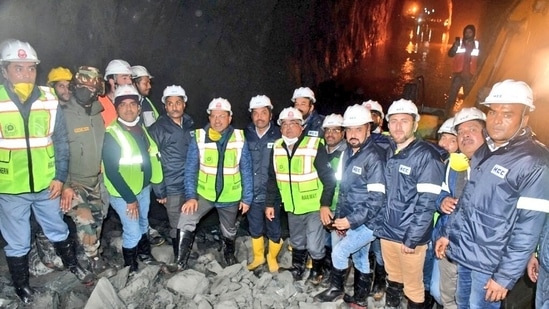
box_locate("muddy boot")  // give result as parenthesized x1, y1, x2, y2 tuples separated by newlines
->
(280, 248, 307, 281)
(122, 246, 138, 273)
(385, 279, 404, 309)
(177, 230, 195, 270)
(343, 267, 372, 309)
(371, 262, 387, 301)
(53, 239, 95, 285)
(137, 233, 161, 265)
(148, 227, 165, 246)
(314, 267, 346, 302)
(222, 236, 237, 266)
(6, 255, 36, 304)
(306, 258, 325, 285)
(89, 255, 117, 278)
(247, 236, 265, 270)
(35, 231, 64, 270)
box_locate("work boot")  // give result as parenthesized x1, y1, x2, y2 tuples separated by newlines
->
(323, 246, 332, 276)
(53, 239, 95, 285)
(89, 255, 117, 278)
(385, 279, 404, 309)
(424, 290, 436, 309)
(6, 255, 36, 304)
(343, 267, 372, 309)
(122, 246, 139, 273)
(306, 258, 325, 285)
(222, 236, 237, 266)
(148, 227, 165, 246)
(247, 236, 265, 270)
(177, 230, 195, 270)
(371, 262, 387, 301)
(314, 267, 347, 302)
(280, 248, 307, 281)
(406, 296, 425, 309)
(266, 239, 283, 272)
(137, 233, 160, 265)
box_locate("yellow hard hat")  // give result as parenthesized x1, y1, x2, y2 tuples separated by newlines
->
(47, 67, 73, 85)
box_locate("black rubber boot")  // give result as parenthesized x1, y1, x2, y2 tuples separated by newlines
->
(89, 255, 117, 278)
(407, 296, 426, 309)
(122, 246, 139, 272)
(281, 248, 308, 281)
(177, 230, 195, 270)
(424, 290, 436, 309)
(137, 233, 160, 265)
(314, 267, 347, 302)
(222, 236, 237, 266)
(343, 267, 372, 308)
(385, 279, 404, 309)
(171, 234, 179, 262)
(53, 239, 95, 285)
(371, 262, 386, 301)
(306, 258, 325, 285)
(6, 255, 36, 304)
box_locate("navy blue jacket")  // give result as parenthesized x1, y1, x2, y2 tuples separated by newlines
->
(433, 164, 467, 241)
(303, 110, 325, 138)
(539, 220, 549, 273)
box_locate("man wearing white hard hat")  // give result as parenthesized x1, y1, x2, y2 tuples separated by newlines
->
(148, 85, 195, 268)
(315, 105, 386, 308)
(181, 98, 253, 267)
(99, 59, 132, 126)
(362, 100, 385, 134)
(292, 87, 325, 138)
(437, 117, 458, 155)
(0, 39, 94, 303)
(436, 80, 549, 308)
(244, 95, 283, 272)
(131, 65, 159, 127)
(265, 107, 336, 284)
(376, 99, 445, 309)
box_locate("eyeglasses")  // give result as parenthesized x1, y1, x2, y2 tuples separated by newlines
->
(325, 128, 343, 134)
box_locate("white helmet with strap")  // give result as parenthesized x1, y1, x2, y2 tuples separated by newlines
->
(343, 104, 373, 127)
(162, 85, 187, 103)
(386, 99, 420, 121)
(453, 107, 486, 129)
(278, 107, 303, 125)
(0, 39, 40, 64)
(481, 79, 534, 111)
(249, 95, 273, 112)
(291, 87, 316, 103)
(104, 59, 131, 80)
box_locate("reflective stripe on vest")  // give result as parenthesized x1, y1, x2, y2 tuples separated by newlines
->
(0, 86, 58, 193)
(195, 128, 244, 202)
(456, 39, 480, 56)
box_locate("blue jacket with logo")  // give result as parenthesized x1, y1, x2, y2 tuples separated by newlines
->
(302, 110, 325, 138)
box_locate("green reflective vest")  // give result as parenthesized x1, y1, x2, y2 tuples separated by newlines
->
(0, 86, 58, 194)
(103, 122, 163, 197)
(273, 136, 323, 214)
(329, 152, 343, 211)
(196, 128, 244, 203)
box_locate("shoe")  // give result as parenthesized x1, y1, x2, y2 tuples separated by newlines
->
(6, 255, 36, 304)
(89, 255, 117, 278)
(343, 267, 372, 308)
(222, 236, 237, 266)
(247, 236, 266, 270)
(266, 239, 283, 272)
(176, 230, 195, 270)
(148, 228, 165, 246)
(137, 233, 160, 265)
(53, 239, 95, 285)
(122, 246, 138, 273)
(371, 262, 387, 301)
(314, 267, 347, 302)
(385, 279, 404, 309)
(280, 249, 307, 281)
(306, 258, 325, 285)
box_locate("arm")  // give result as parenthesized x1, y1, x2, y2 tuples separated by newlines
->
(239, 140, 253, 205)
(184, 135, 199, 200)
(314, 144, 336, 207)
(447, 39, 459, 57)
(52, 105, 69, 183)
(102, 133, 137, 203)
(148, 123, 167, 198)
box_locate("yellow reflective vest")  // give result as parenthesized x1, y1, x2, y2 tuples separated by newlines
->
(0, 86, 58, 194)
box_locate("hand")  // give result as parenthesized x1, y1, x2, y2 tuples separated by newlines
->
(48, 180, 63, 200)
(239, 202, 250, 214)
(401, 244, 415, 254)
(265, 207, 275, 221)
(484, 278, 508, 302)
(181, 198, 198, 215)
(60, 187, 76, 213)
(126, 201, 139, 220)
(527, 254, 539, 283)
(319, 206, 333, 226)
(156, 197, 167, 204)
(435, 237, 449, 259)
(333, 218, 351, 230)
(440, 197, 458, 214)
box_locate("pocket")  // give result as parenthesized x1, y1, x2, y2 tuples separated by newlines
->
(0, 150, 12, 180)
(470, 210, 506, 245)
(297, 180, 318, 192)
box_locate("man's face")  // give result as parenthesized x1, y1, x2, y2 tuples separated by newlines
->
(251, 106, 271, 131)
(135, 77, 151, 96)
(456, 120, 485, 158)
(116, 98, 140, 122)
(115, 74, 132, 86)
(209, 110, 232, 132)
(165, 96, 185, 121)
(53, 80, 71, 103)
(371, 111, 383, 128)
(293, 98, 313, 119)
(464, 28, 474, 40)
(345, 124, 370, 149)
(280, 119, 303, 139)
(485, 103, 528, 147)
(438, 133, 458, 154)
(324, 126, 344, 147)
(3, 62, 37, 84)
(388, 114, 416, 145)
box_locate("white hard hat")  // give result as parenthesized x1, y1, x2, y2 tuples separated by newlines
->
(162, 85, 187, 104)
(207, 97, 232, 116)
(291, 87, 316, 103)
(249, 95, 273, 112)
(0, 39, 40, 64)
(362, 100, 384, 119)
(113, 85, 140, 105)
(481, 79, 535, 111)
(343, 104, 373, 127)
(131, 65, 153, 79)
(322, 113, 344, 128)
(386, 99, 420, 121)
(104, 59, 132, 80)
(453, 107, 486, 129)
(437, 117, 456, 135)
(277, 107, 303, 125)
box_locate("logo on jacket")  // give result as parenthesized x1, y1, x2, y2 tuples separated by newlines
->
(267, 142, 273, 148)
(398, 165, 411, 175)
(308, 130, 318, 137)
(491, 164, 508, 179)
(352, 166, 362, 175)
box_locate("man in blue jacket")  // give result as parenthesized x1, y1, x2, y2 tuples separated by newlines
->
(292, 87, 325, 138)
(436, 80, 549, 308)
(527, 219, 549, 309)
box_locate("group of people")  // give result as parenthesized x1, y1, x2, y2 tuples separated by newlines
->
(0, 36, 548, 309)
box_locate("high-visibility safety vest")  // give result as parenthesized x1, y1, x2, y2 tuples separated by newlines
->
(0, 86, 58, 194)
(103, 122, 163, 197)
(453, 39, 480, 74)
(273, 136, 323, 215)
(196, 128, 244, 202)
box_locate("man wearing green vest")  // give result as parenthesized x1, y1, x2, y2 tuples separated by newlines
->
(0, 39, 94, 304)
(102, 85, 164, 272)
(181, 98, 253, 267)
(131, 65, 159, 127)
(266, 107, 336, 284)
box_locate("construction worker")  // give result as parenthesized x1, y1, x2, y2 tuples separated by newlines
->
(59, 66, 116, 278)
(180, 98, 253, 267)
(0, 39, 94, 304)
(102, 85, 164, 272)
(244, 95, 283, 272)
(291, 87, 325, 138)
(47, 67, 73, 105)
(266, 107, 336, 284)
(148, 85, 195, 263)
(362, 100, 385, 134)
(99, 59, 132, 126)
(315, 104, 386, 309)
(437, 117, 458, 154)
(131, 65, 159, 127)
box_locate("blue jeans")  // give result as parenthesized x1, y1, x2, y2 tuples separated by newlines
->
(456, 264, 501, 309)
(332, 224, 375, 273)
(430, 258, 442, 304)
(371, 237, 384, 266)
(538, 265, 549, 309)
(110, 186, 151, 248)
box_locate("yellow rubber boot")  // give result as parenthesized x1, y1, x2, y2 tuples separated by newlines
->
(247, 236, 266, 270)
(266, 239, 283, 272)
